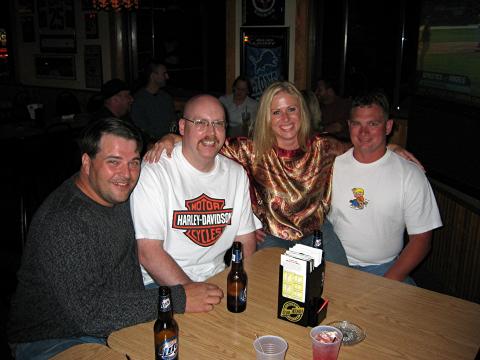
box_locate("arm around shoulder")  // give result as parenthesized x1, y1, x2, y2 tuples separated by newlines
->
(387, 143, 424, 171)
(143, 133, 182, 163)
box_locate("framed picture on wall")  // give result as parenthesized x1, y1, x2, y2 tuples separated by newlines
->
(240, 27, 289, 99)
(84, 45, 103, 89)
(84, 12, 98, 39)
(242, 0, 285, 26)
(18, 0, 35, 14)
(40, 34, 76, 53)
(35, 55, 76, 80)
(21, 16, 35, 42)
(37, 0, 75, 32)
(38, 0, 76, 53)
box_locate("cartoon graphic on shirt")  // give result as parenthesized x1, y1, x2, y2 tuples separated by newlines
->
(350, 187, 368, 210)
(172, 193, 232, 247)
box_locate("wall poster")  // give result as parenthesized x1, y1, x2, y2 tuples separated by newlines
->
(84, 12, 98, 39)
(18, 0, 35, 14)
(243, 0, 285, 26)
(241, 27, 289, 100)
(21, 16, 36, 42)
(84, 45, 103, 89)
(38, 0, 76, 53)
(35, 55, 76, 80)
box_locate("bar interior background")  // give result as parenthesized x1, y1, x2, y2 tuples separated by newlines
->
(1, 0, 479, 358)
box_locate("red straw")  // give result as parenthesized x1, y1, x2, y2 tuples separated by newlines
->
(317, 299, 329, 314)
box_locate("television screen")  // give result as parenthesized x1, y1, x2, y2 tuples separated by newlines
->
(416, 0, 480, 107)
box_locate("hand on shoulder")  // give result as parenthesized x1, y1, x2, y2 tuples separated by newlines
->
(388, 144, 425, 172)
(143, 133, 182, 163)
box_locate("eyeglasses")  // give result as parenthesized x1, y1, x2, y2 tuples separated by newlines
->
(183, 117, 227, 131)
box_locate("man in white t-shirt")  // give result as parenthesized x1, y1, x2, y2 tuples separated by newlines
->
(130, 94, 259, 288)
(219, 76, 258, 138)
(328, 92, 442, 284)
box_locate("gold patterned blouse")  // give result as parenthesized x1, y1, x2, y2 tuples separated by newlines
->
(221, 135, 349, 241)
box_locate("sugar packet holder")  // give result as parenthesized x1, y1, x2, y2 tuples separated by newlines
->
(277, 251, 328, 327)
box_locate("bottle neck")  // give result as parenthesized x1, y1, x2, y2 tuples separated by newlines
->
(231, 248, 243, 269)
(158, 295, 173, 319)
(231, 261, 243, 271)
(313, 230, 324, 249)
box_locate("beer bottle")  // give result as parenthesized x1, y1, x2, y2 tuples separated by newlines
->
(312, 229, 325, 296)
(312, 229, 323, 249)
(154, 286, 179, 360)
(227, 241, 248, 313)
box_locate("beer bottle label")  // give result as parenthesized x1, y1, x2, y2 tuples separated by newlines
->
(312, 230, 323, 249)
(159, 297, 171, 312)
(156, 336, 178, 360)
(239, 288, 247, 304)
(232, 249, 242, 263)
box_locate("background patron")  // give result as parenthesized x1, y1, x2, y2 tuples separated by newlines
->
(90, 79, 133, 122)
(219, 75, 258, 138)
(132, 59, 177, 144)
(314, 78, 351, 141)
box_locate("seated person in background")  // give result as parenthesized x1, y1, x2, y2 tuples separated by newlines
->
(301, 89, 323, 134)
(328, 91, 442, 284)
(55, 91, 81, 118)
(315, 78, 351, 141)
(219, 75, 258, 138)
(130, 94, 259, 286)
(7, 118, 223, 360)
(131, 59, 177, 144)
(91, 78, 133, 122)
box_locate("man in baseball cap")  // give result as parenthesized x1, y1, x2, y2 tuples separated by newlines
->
(91, 79, 134, 122)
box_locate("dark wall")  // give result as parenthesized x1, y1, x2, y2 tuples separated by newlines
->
(407, 96, 480, 201)
(314, 0, 421, 106)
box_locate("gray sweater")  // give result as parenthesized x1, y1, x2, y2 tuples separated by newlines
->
(8, 175, 185, 343)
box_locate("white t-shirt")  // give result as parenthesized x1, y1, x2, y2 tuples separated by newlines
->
(328, 148, 442, 266)
(219, 94, 258, 127)
(130, 143, 260, 283)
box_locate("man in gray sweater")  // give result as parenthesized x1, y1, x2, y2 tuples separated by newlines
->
(8, 118, 223, 359)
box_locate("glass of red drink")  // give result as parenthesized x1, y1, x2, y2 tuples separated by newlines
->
(310, 325, 343, 360)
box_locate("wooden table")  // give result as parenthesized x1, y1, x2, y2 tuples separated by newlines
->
(108, 248, 480, 359)
(50, 343, 126, 359)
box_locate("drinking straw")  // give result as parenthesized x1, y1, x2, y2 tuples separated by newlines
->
(255, 333, 265, 353)
(317, 299, 329, 313)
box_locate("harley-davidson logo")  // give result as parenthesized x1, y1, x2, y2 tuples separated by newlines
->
(172, 194, 233, 247)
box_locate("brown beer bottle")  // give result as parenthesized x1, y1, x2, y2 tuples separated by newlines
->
(312, 229, 325, 296)
(154, 286, 179, 359)
(227, 241, 248, 313)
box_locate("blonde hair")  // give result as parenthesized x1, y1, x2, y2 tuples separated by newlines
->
(252, 82, 311, 162)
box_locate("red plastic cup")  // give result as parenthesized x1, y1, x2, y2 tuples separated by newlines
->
(310, 325, 343, 360)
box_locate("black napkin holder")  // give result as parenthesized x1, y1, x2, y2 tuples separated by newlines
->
(277, 263, 327, 327)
